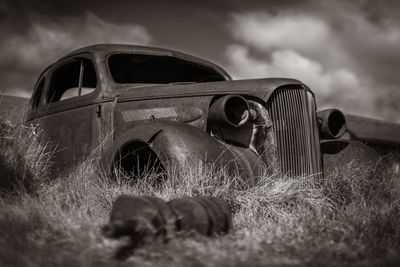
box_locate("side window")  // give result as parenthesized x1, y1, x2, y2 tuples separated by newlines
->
(47, 58, 97, 103)
(31, 78, 45, 109)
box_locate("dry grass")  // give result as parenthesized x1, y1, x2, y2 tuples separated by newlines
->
(0, 121, 53, 194)
(1, 121, 400, 266)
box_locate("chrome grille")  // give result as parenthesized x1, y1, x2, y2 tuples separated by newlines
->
(267, 88, 322, 181)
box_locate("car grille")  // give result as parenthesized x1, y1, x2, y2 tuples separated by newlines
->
(266, 88, 322, 182)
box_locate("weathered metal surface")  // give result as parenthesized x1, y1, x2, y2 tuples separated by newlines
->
(248, 100, 278, 172)
(103, 195, 165, 239)
(142, 196, 177, 240)
(322, 139, 381, 178)
(103, 195, 232, 259)
(30, 104, 101, 174)
(103, 195, 176, 260)
(167, 197, 210, 235)
(113, 95, 210, 138)
(100, 121, 266, 184)
(24, 44, 400, 183)
(167, 196, 232, 236)
(115, 77, 304, 104)
(266, 88, 322, 179)
(194, 196, 232, 235)
(345, 114, 400, 146)
(63, 44, 233, 83)
(208, 94, 253, 147)
(317, 109, 346, 139)
(20, 43, 400, 184)
(120, 106, 203, 123)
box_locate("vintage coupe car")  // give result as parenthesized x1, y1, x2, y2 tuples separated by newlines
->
(25, 44, 400, 183)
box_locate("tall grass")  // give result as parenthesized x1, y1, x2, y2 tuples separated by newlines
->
(1, 121, 400, 266)
(0, 121, 53, 194)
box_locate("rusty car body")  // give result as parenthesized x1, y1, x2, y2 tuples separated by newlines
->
(25, 44, 400, 183)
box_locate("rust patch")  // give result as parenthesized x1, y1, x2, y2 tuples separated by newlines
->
(121, 107, 179, 122)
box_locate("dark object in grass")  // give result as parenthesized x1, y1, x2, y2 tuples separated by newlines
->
(103, 195, 160, 239)
(102, 195, 171, 259)
(103, 195, 232, 260)
(167, 197, 211, 235)
(141, 195, 177, 241)
(167, 196, 232, 236)
(197, 196, 232, 234)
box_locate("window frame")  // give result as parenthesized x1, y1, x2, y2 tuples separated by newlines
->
(105, 51, 228, 85)
(30, 76, 46, 110)
(45, 54, 100, 106)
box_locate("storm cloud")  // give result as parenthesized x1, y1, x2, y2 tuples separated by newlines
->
(0, 0, 399, 121)
(224, 1, 400, 121)
(0, 10, 151, 97)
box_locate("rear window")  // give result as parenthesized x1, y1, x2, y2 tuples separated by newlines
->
(108, 54, 225, 84)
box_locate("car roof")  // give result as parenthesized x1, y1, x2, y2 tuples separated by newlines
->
(58, 44, 231, 80)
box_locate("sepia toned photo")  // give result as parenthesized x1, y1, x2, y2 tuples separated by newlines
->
(1, 0, 399, 266)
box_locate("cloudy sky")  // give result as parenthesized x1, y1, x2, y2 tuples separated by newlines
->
(1, 0, 399, 121)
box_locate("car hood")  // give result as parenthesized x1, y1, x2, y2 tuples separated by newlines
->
(114, 78, 304, 103)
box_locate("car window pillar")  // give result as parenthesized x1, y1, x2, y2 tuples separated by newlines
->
(78, 59, 84, 97)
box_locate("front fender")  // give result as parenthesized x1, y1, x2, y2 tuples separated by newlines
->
(321, 139, 380, 177)
(101, 121, 265, 184)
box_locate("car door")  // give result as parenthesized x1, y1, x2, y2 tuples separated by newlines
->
(37, 55, 102, 174)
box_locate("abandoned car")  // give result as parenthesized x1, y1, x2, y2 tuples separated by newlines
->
(25, 44, 400, 183)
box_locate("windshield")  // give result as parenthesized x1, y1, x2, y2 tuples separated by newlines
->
(108, 54, 226, 84)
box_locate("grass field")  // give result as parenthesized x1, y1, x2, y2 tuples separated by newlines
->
(0, 95, 29, 124)
(1, 121, 400, 267)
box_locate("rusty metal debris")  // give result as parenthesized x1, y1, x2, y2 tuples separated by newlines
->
(102, 195, 232, 259)
(167, 196, 232, 236)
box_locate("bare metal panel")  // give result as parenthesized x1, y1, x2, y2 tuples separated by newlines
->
(345, 114, 400, 146)
(267, 88, 321, 181)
